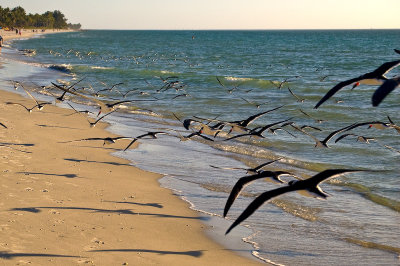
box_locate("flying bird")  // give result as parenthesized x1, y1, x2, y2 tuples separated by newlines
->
(223, 170, 296, 217)
(226, 169, 363, 234)
(288, 88, 305, 102)
(224, 118, 292, 141)
(6, 102, 38, 113)
(290, 123, 356, 148)
(210, 158, 282, 175)
(314, 59, 400, 109)
(86, 110, 116, 128)
(335, 133, 375, 144)
(299, 109, 326, 123)
(123, 131, 169, 151)
(61, 136, 133, 146)
(21, 85, 51, 110)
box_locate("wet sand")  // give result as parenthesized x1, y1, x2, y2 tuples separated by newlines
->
(0, 80, 261, 264)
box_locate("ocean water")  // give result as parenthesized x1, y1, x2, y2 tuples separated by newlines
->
(2, 30, 400, 265)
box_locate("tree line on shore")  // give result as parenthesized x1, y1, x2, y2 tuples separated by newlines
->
(0, 5, 81, 30)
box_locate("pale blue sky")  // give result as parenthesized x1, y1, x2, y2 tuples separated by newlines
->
(1, 0, 399, 30)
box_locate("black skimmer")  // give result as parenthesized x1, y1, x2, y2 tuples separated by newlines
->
(62, 136, 133, 146)
(288, 87, 305, 102)
(179, 128, 215, 142)
(300, 125, 322, 131)
(224, 118, 292, 141)
(21, 85, 51, 110)
(233, 106, 285, 128)
(226, 169, 363, 234)
(94, 82, 124, 97)
(6, 102, 38, 113)
(387, 116, 400, 134)
(299, 109, 326, 123)
(290, 123, 356, 148)
(65, 102, 95, 116)
(223, 170, 296, 217)
(123, 131, 169, 151)
(210, 158, 282, 175)
(314, 59, 400, 109)
(239, 97, 270, 109)
(335, 133, 375, 144)
(87, 110, 115, 128)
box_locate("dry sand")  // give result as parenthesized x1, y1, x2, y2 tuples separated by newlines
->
(0, 85, 261, 264)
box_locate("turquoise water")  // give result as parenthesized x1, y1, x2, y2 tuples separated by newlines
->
(4, 30, 400, 265)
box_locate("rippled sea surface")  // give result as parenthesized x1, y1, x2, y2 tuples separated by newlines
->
(5, 30, 400, 265)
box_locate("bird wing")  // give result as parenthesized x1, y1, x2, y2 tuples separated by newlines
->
(288, 87, 302, 101)
(21, 85, 40, 106)
(223, 132, 253, 141)
(123, 138, 138, 151)
(371, 77, 400, 107)
(369, 60, 400, 77)
(314, 77, 363, 109)
(307, 169, 361, 186)
(52, 82, 108, 112)
(225, 185, 294, 234)
(321, 123, 357, 147)
(335, 133, 357, 143)
(239, 105, 284, 127)
(209, 165, 247, 171)
(223, 172, 275, 217)
(196, 133, 214, 141)
(216, 76, 226, 87)
(93, 110, 116, 124)
(252, 159, 281, 171)
(300, 125, 322, 131)
(290, 124, 324, 147)
(256, 117, 293, 135)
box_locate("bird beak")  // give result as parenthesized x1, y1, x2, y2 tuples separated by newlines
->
(351, 82, 360, 90)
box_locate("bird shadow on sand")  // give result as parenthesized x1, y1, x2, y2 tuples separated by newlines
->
(66, 145, 123, 152)
(17, 171, 79, 179)
(103, 200, 163, 209)
(10, 206, 210, 221)
(36, 124, 84, 130)
(0, 142, 34, 147)
(88, 249, 204, 258)
(0, 251, 81, 260)
(64, 158, 133, 167)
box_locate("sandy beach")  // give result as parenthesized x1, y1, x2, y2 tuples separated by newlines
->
(0, 31, 261, 265)
(1, 29, 74, 42)
(0, 88, 260, 265)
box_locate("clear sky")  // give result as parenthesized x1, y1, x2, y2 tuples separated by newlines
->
(1, 0, 399, 30)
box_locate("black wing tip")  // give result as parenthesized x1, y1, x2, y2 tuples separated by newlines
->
(225, 223, 237, 235)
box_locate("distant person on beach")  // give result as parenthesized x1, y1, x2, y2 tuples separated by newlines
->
(16, 29, 18, 35)
(0, 35, 3, 52)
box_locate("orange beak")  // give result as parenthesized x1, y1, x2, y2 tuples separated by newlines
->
(351, 82, 360, 90)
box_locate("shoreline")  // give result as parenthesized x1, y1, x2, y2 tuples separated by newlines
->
(0, 44, 261, 264)
(1, 28, 76, 43)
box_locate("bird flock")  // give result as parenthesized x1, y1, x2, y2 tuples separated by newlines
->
(2, 48, 399, 236)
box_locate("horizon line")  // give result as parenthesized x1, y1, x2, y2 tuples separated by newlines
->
(81, 28, 400, 31)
